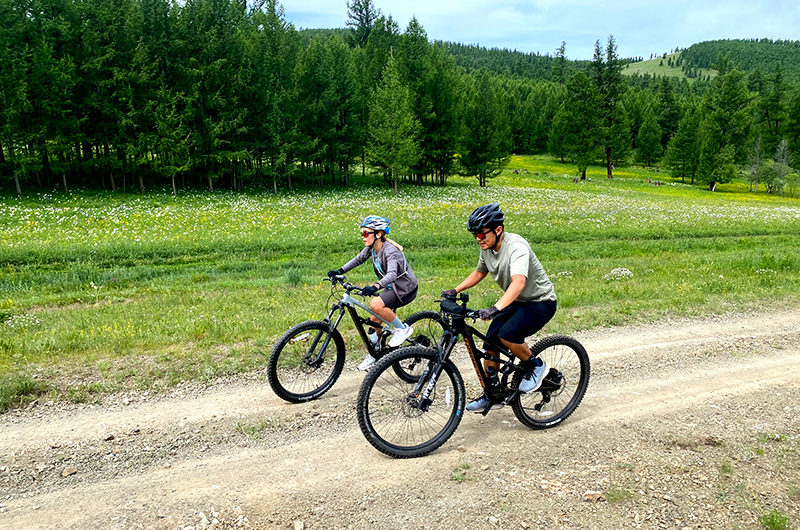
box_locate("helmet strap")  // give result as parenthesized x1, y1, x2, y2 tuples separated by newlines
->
(369, 232, 385, 250)
(491, 227, 503, 252)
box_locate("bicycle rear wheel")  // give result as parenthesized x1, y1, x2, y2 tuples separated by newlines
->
(357, 347, 465, 459)
(402, 310, 446, 349)
(267, 320, 346, 403)
(510, 335, 590, 429)
(389, 311, 447, 383)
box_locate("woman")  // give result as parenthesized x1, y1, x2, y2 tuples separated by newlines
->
(328, 215, 418, 371)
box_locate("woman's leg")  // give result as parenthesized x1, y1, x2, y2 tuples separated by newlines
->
(369, 296, 397, 326)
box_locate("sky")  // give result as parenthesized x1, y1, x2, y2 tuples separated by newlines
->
(277, 0, 800, 61)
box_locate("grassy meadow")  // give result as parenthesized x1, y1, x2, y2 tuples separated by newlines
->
(623, 51, 718, 81)
(1, 156, 799, 409)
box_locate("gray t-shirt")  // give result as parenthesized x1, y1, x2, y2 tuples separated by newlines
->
(476, 232, 556, 303)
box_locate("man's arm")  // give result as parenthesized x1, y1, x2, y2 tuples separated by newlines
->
(493, 274, 526, 310)
(454, 270, 488, 293)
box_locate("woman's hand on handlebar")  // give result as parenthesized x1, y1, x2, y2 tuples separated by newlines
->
(361, 285, 378, 296)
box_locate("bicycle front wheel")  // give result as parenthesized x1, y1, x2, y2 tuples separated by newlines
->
(267, 320, 346, 403)
(511, 335, 590, 429)
(357, 347, 465, 459)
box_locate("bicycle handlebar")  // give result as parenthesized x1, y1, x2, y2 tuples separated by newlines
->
(438, 295, 479, 319)
(324, 274, 377, 296)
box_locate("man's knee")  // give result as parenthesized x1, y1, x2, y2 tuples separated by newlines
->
(499, 336, 523, 348)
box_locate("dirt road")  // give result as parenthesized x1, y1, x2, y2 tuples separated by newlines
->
(2, 309, 799, 529)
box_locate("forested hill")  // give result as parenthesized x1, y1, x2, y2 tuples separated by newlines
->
(298, 28, 590, 81)
(681, 39, 800, 82)
(435, 41, 590, 81)
(300, 30, 800, 84)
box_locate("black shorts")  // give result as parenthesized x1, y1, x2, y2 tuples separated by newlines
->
(379, 287, 418, 310)
(484, 299, 557, 350)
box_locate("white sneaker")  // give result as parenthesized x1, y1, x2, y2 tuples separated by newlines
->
(518, 361, 549, 393)
(388, 325, 414, 348)
(357, 354, 376, 371)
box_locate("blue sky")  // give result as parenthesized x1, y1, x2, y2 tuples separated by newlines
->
(277, 0, 800, 60)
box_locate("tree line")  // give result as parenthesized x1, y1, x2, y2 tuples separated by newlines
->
(1, 0, 799, 196)
(681, 39, 800, 84)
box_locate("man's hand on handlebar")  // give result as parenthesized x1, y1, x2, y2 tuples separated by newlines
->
(440, 288, 457, 299)
(478, 306, 499, 320)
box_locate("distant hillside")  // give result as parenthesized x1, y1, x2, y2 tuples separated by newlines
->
(623, 51, 717, 82)
(298, 31, 800, 86)
(681, 39, 800, 82)
(436, 41, 590, 81)
(298, 29, 590, 82)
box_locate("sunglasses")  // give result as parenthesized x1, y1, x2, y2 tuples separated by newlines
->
(361, 230, 378, 238)
(471, 229, 493, 241)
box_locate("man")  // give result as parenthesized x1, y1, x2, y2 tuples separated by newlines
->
(442, 203, 557, 412)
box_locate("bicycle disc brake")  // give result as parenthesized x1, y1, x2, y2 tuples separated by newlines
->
(403, 391, 429, 416)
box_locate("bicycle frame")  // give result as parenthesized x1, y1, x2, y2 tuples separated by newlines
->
(320, 278, 393, 360)
(418, 300, 526, 411)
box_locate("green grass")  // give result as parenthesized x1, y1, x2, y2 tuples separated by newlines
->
(623, 51, 718, 81)
(760, 509, 790, 530)
(606, 485, 634, 504)
(1, 156, 799, 409)
(451, 463, 471, 482)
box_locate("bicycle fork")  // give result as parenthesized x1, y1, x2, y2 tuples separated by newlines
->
(305, 305, 346, 367)
(414, 334, 457, 411)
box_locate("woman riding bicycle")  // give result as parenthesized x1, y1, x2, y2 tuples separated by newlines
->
(442, 203, 557, 413)
(329, 215, 418, 371)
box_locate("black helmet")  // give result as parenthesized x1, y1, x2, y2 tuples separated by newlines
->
(467, 203, 505, 231)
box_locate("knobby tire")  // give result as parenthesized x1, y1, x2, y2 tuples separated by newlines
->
(510, 335, 590, 429)
(357, 346, 465, 459)
(267, 320, 345, 403)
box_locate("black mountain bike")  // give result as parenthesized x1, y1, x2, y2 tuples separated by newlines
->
(356, 292, 590, 458)
(267, 274, 446, 403)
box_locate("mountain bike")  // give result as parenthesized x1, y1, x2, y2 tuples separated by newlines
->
(356, 292, 590, 458)
(267, 274, 446, 403)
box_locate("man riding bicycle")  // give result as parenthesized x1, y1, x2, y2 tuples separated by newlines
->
(442, 203, 557, 413)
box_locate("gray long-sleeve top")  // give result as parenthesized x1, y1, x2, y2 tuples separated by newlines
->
(341, 241, 418, 303)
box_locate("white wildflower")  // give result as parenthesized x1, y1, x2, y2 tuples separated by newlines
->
(603, 268, 634, 281)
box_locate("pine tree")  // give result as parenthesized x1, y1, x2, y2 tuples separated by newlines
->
(636, 107, 662, 167)
(656, 77, 680, 154)
(665, 101, 701, 184)
(547, 104, 570, 163)
(460, 70, 509, 187)
(415, 44, 462, 186)
(755, 63, 788, 154)
(247, 0, 300, 191)
(696, 69, 753, 190)
(590, 36, 628, 179)
(558, 72, 601, 179)
(786, 91, 800, 161)
(551, 41, 567, 84)
(368, 52, 421, 194)
(345, 0, 381, 48)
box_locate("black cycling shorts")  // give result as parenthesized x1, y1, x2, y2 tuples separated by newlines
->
(379, 287, 418, 310)
(483, 299, 557, 349)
